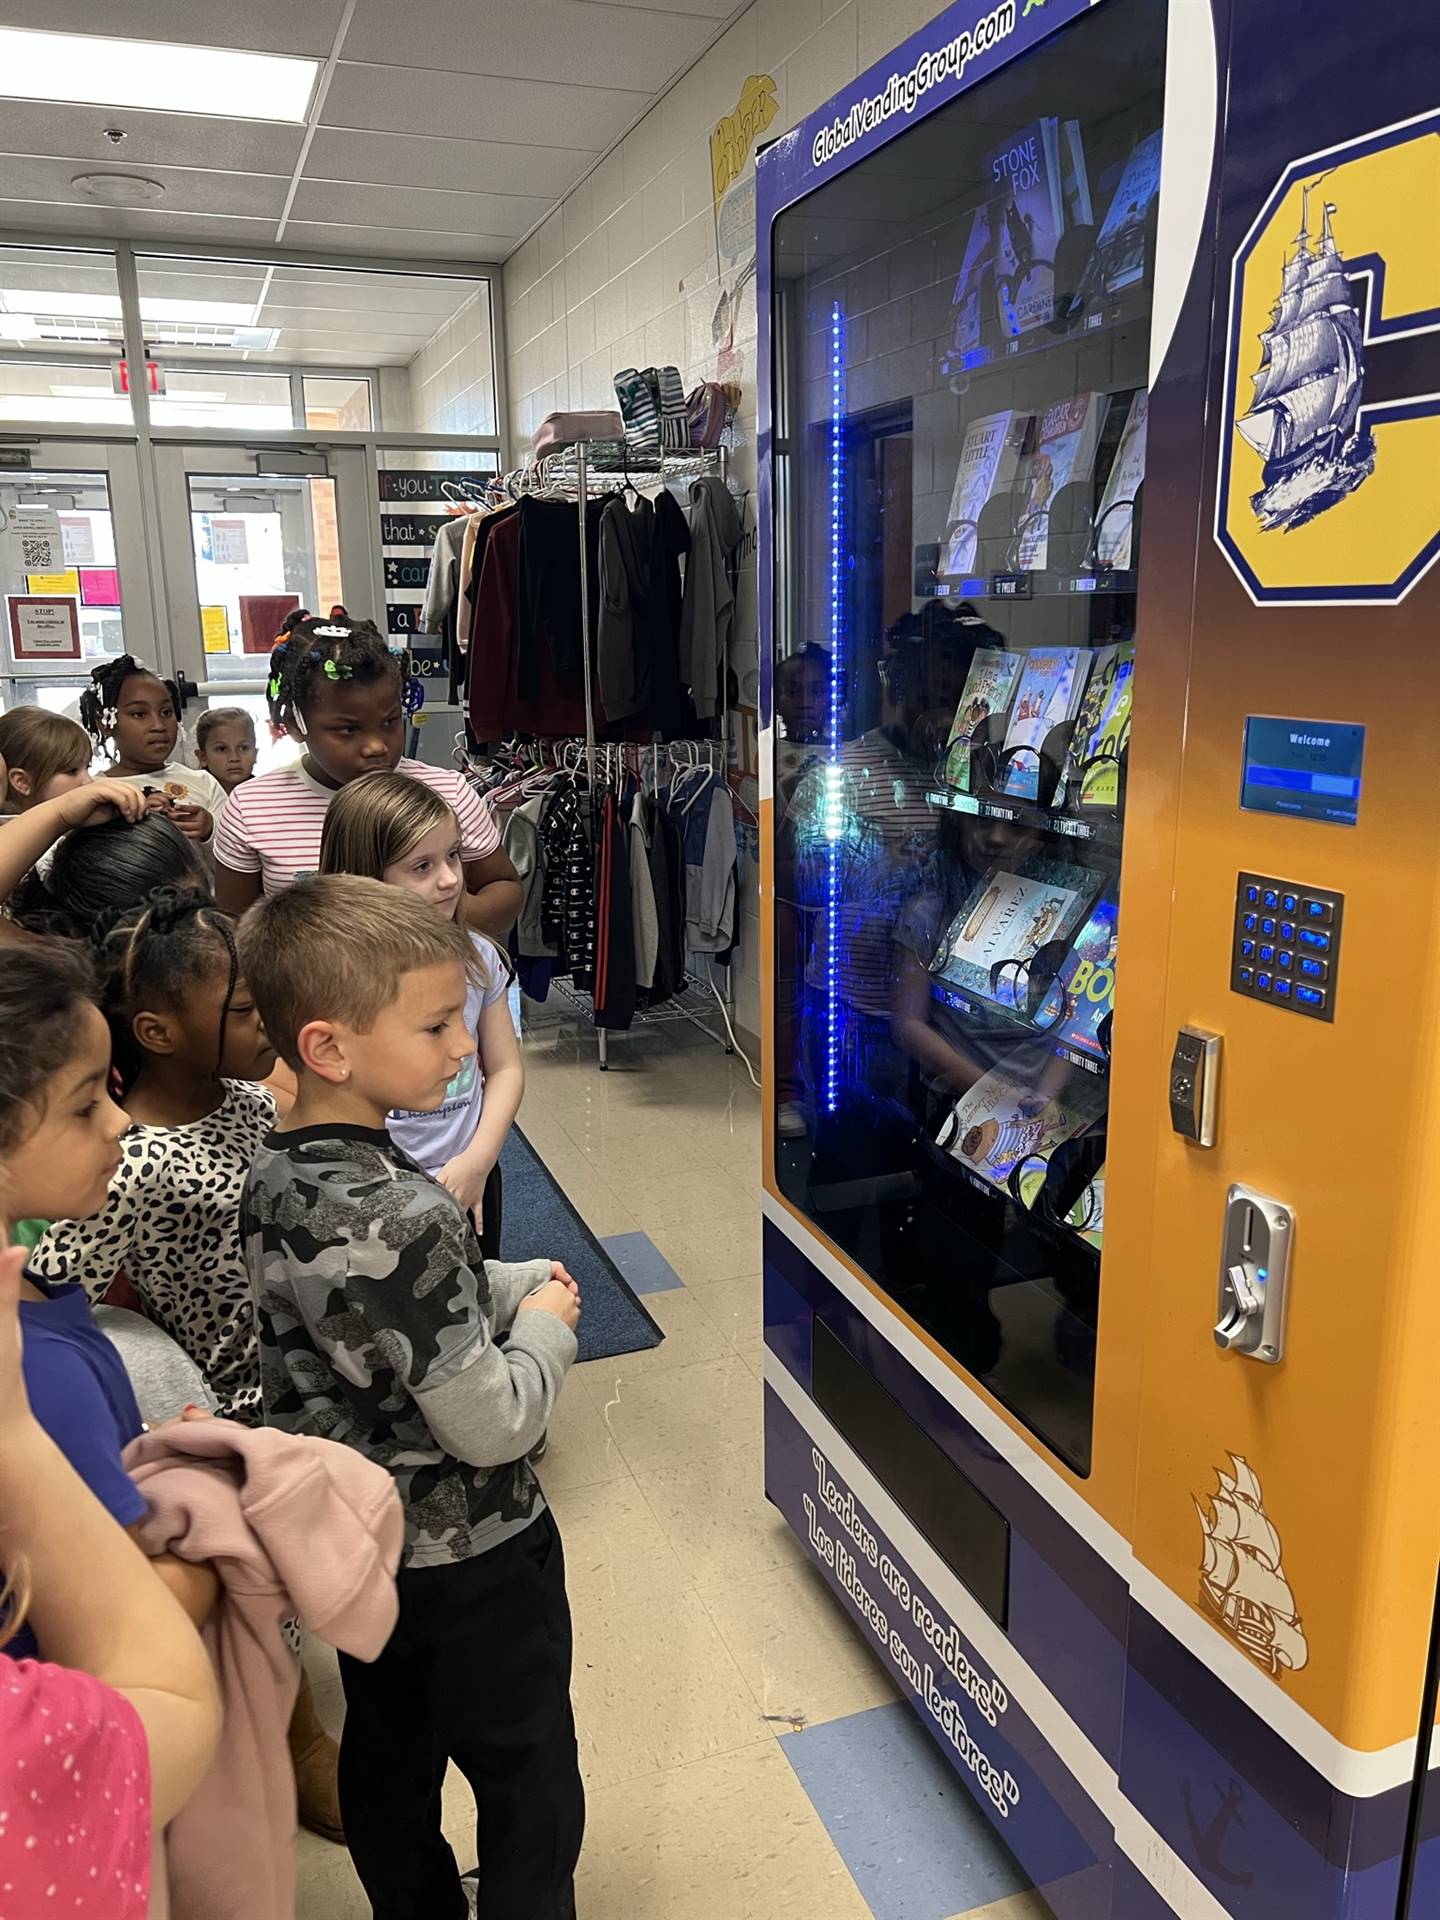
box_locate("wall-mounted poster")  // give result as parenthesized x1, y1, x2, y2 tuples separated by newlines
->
(7, 595, 81, 666)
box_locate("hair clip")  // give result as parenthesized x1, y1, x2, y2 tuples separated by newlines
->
(267, 673, 283, 700)
(311, 623, 350, 639)
(402, 677, 425, 716)
(322, 658, 354, 682)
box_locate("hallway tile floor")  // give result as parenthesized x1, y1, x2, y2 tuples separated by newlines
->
(294, 1008, 1053, 1920)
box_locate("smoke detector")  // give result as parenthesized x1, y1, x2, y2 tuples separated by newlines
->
(70, 172, 165, 206)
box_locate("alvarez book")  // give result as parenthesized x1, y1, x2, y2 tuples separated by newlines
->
(1000, 647, 1089, 799)
(939, 647, 1022, 789)
(1015, 390, 1107, 570)
(941, 410, 1030, 578)
(1096, 389, 1149, 568)
(933, 854, 1100, 1007)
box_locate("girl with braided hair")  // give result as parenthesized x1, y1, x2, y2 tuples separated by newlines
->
(213, 613, 519, 934)
(80, 655, 225, 843)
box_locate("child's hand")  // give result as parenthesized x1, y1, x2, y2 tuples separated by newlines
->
(518, 1279, 581, 1333)
(55, 778, 148, 831)
(438, 1155, 487, 1228)
(169, 804, 213, 842)
(550, 1262, 579, 1297)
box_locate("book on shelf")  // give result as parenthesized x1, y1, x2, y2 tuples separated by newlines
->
(1066, 1162, 1106, 1248)
(1085, 129, 1162, 299)
(949, 200, 996, 361)
(932, 854, 1101, 1008)
(1095, 390, 1148, 569)
(938, 647, 1022, 789)
(941, 410, 1030, 578)
(999, 647, 1090, 799)
(937, 1063, 1108, 1200)
(988, 119, 1087, 339)
(1036, 894, 1117, 1063)
(1015, 391, 1107, 570)
(1045, 117, 1094, 228)
(1072, 644, 1135, 807)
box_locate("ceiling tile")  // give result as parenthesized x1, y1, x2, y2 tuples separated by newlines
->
(343, 0, 712, 91)
(0, 100, 305, 177)
(288, 180, 553, 240)
(0, 200, 279, 244)
(322, 62, 650, 150)
(134, 267, 272, 305)
(305, 128, 597, 200)
(0, 155, 287, 220)
(265, 267, 483, 308)
(281, 220, 514, 261)
(0, 0, 348, 57)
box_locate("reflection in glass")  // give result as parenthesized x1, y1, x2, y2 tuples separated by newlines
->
(771, 0, 1165, 1471)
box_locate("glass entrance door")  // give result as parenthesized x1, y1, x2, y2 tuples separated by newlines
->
(154, 441, 374, 767)
(0, 438, 158, 718)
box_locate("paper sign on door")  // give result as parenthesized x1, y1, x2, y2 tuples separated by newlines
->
(200, 606, 231, 654)
(7, 595, 81, 663)
(8, 507, 63, 573)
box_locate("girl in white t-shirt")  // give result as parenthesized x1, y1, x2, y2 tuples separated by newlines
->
(79, 655, 227, 841)
(318, 769, 523, 1258)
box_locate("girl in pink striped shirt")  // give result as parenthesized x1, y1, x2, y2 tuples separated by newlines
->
(213, 616, 519, 936)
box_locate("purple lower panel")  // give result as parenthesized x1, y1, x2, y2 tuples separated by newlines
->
(764, 1382, 1115, 1920)
(763, 1217, 1127, 1768)
(1120, 1604, 1409, 1920)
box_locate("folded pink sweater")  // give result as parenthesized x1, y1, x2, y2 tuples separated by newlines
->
(124, 1420, 404, 1920)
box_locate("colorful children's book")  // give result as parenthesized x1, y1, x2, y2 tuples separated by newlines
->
(1074, 644, 1135, 806)
(1066, 1163, 1106, 1248)
(941, 410, 1030, 578)
(1088, 130, 1163, 297)
(1015, 392, 1106, 570)
(937, 1064, 1108, 1198)
(987, 122, 1063, 339)
(1095, 390, 1149, 568)
(1000, 647, 1088, 799)
(939, 648, 1022, 789)
(933, 854, 1100, 1007)
(1036, 895, 1118, 1062)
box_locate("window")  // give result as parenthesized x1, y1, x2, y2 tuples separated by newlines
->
(0, 245, 129, 426)
(771, 0, 1167, 1472)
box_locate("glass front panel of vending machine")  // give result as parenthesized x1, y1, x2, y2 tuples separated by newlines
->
(771, 0, 1167, 1473)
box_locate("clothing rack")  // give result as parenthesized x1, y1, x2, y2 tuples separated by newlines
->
(545, 443, 744, 1082)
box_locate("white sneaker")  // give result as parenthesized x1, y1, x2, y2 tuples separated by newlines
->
(777, 1100, 807, 1139)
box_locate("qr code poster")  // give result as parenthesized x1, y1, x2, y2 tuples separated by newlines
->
(7, 505, 64, 574)
(7, 595, 81, 668)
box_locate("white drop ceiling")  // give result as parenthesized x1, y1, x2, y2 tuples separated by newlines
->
(0, 0, 744, 330)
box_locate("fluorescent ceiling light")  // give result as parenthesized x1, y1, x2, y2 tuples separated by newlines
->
(0, 27, 318, 122)
(0, 291, 262, 326)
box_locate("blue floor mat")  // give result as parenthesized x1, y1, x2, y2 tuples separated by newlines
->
(498, 1128, 664, 1363)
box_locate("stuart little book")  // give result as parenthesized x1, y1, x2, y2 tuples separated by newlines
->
(941, 410, 1030, 577)
(1000, 647, 1087, 799)
(1096, 390, 1148, 568)
(1076, 644, 1135, 806)
(939, 648, 1022, 789)
(1015, 391, 1106, 570)
(933, 854, 1100, 1006)
(937, 1065, 1107, 1198)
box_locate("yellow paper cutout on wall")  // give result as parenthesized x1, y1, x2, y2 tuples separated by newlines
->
(200, 605, 231, 654)
(711, 74, 778, 210)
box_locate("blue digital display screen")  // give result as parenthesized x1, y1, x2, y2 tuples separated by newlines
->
(1241, 718, 1365, 826)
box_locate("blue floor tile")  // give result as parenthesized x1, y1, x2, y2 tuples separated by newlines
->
(599, 1230, 685, 1294)
(780, 1701, 1029, 1920)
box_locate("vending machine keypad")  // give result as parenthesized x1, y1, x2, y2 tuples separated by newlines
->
(1232, 873, 1342, 1021)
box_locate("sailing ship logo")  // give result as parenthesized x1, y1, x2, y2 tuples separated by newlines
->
(1237, 180, 1374, 532)
(1195, 1454, 1309, 1676)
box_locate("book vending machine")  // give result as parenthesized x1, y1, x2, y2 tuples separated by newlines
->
(756, 1, 1440, 1915)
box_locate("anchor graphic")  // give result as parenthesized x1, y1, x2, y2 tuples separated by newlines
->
(1183, 1778, 1255, 1889)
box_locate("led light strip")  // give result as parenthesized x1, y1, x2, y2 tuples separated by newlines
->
(825, 301, 847, 1115)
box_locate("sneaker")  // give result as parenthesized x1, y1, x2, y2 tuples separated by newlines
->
(777, 1100, 807, 1139)
(462, 1869, 479, 1917)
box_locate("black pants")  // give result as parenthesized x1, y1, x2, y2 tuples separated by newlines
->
(479, 1159, 503, 1261)
(337, 1509, 584, 1920)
